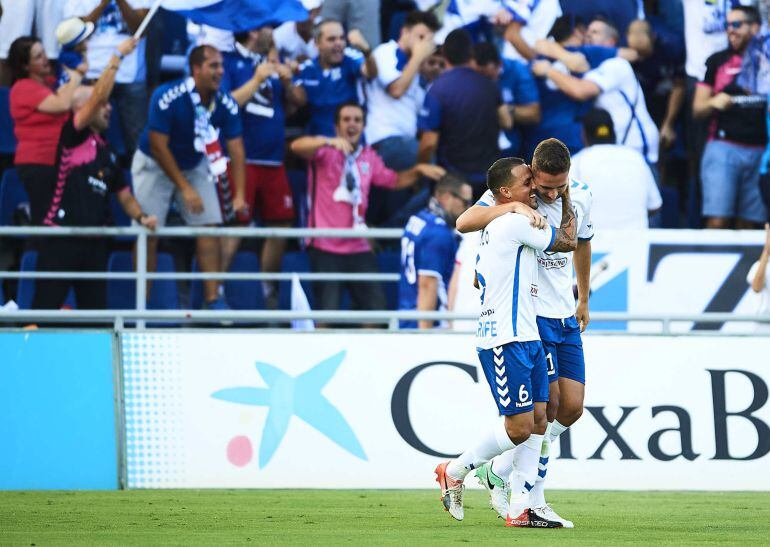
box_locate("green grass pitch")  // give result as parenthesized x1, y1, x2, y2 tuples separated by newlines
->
(1, 490, 769, 545)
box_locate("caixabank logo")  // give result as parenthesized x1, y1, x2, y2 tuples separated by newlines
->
(212, 350, 367, 468)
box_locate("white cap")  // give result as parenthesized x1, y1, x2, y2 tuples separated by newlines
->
(56, 17, 95, 48)
(301, 0, 323, 11)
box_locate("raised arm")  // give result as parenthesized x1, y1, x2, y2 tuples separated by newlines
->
(531, 60, 600, 101)
(549, 187, 577, 252)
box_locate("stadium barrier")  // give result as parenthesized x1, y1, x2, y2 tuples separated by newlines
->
(0, 226, 768, 332)
(3, 330, 769, 490)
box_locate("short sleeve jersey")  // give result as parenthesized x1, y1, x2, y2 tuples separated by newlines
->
(364, 40, 425, 145)
(701, 49, 768, 145)
(418, 66, 501, 176)
(475, 213, 555, 349)
(476, 180, 594, 319)
(137, 78, 242, 170)
(43, 118, 127, 227)
(294, 50, 364, 137)
(398, 209, 459, 328)
(221, 47, 286, 164)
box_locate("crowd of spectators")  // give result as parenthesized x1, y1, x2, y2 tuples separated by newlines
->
(0, 0, 769, 320)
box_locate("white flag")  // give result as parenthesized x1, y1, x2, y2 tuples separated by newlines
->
(290, 273, 314, 330)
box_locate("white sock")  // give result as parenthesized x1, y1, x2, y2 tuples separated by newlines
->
(549, 419, 569, 443)
(490, 448, 515, 480)
(529, 423, 553, 507)
(508, 433, 544, 516)
(446, 419, 517, 480)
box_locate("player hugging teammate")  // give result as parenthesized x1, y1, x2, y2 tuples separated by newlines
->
(434, 138, 593, 529)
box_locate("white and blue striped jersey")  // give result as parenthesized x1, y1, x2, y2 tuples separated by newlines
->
(477, 179, 594, 319)
(475, 213, 555, 349)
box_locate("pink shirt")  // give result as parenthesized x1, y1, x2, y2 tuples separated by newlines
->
(307, 145, 397, 254)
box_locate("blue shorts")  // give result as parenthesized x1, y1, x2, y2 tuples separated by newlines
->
(536, 316, 586, 385)
(477, 340, 549, 416)
(701, 140, 768, 223)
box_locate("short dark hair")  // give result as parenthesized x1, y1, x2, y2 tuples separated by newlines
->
(473, 42, 500, 67)
(731, 6, 761, 25)
(487, 157, 526, 195)
(403, 10, 440, 33)
(334, 101, 365, 125)
(434, 172, 469, 197)
(532, 138, 571, 175)
(188, 44, 218, 74)
(443, 28, 473, 66)
(233, 31, 251, 45)
(582, 108, 616, 145)
(549, 14, 585, 43)
(7, 36, 40, 83)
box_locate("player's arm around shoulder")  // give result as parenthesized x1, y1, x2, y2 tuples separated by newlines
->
(456, 192, 546, 233)
(506, 211, 555, 252)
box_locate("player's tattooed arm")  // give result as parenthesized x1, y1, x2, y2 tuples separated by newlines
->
(549, 187, 578, 252)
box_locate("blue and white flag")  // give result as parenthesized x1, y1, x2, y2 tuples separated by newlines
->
(162, 0, 308, 32)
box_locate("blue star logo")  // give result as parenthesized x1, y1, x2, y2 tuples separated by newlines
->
(211, 350, 367, 468)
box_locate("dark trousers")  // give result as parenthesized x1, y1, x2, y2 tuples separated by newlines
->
(16, 163, 56, 225)
(307, 247, 386, 311)
(31, 238, 109, 310)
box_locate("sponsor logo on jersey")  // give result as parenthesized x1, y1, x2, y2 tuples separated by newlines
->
(537, 256, 568, 269)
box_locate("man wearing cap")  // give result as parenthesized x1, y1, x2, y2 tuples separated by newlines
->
(570, 108, 661, 230)
(62, 0, 152, 159)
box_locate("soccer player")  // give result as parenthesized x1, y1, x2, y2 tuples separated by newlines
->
(434, 157, 577, 527)
(398, 174, 472, 329)
(456, 138, 593, 528)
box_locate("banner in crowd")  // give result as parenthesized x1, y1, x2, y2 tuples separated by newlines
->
(121, 333, 770, 490)
(0, 332, 117, 490)
(161, 0, 307, 32)
(454, 229, 768, 333)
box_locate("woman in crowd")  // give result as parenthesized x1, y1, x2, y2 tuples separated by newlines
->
(7, 35, 85, 224)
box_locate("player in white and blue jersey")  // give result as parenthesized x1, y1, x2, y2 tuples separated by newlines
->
(456, 138, 592, 528)
(434, 157, 577, 528)
(398, 175, 472, 329)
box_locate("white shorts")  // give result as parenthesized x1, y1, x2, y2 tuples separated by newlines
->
(0, 0, 63, 59)
(131, 149, 223, 227)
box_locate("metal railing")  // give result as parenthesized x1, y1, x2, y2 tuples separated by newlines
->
(1, 226, 769, 334)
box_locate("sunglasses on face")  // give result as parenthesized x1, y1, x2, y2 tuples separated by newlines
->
(725, 20, 748, 30)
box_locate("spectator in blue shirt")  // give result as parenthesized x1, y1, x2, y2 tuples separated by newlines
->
(293, 19, 377, 137)
(221, 30, 304, 309)
(418, 28, 510, 198)
(523, 15, 615, 158)
(398, 173, 472, 329)
(132, 45, 247, 310)
(473, 42, 540, 158)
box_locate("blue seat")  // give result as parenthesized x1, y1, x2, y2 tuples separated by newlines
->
(286, 169, 308, 229)
(0, 168, 28, 225)
(377, 251, 400, 310)
(16, 251, 76, 309)
(106, 251, 179, 310)
(190, 251, 265, 309)
(0, 87, 17, 155)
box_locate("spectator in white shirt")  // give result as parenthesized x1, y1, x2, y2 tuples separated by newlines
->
(502, 0, 563, 61)
(63, 0, 151, 158)
(532, 17, 660, 167)
(273, 0, 322, 66)
(569, 108, 661, 230)
(0, 0, 64, 85)
(365, 10, 440, 171)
